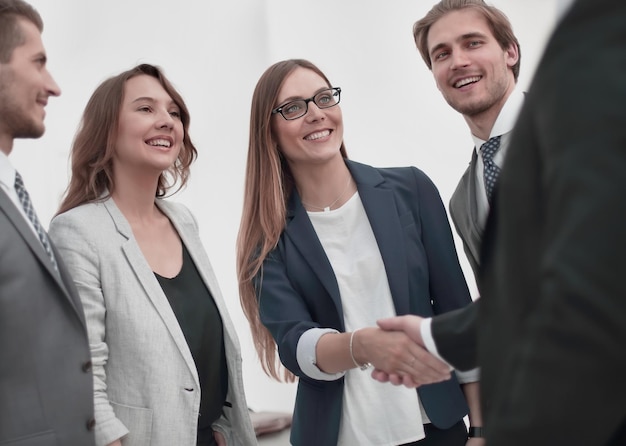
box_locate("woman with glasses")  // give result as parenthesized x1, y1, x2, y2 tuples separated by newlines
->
(237, 59, 482, 446)
(48, 64, 256, 446)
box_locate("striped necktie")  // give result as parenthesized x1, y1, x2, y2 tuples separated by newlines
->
(14, 171, 58, 272)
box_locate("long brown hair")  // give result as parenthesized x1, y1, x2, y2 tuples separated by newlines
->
(57, 64, 197, 215)
(236, 59, 347, 381)
(413, 0, 521, 81)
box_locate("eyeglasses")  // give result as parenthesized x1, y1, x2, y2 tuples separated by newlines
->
(272, 87, 341, 120)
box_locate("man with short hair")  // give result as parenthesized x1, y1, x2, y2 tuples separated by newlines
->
(0, 1, 95, 444)
(413, 0, 522, 280)
(378, 0, 626, 443)
(387, 3, 524, 442)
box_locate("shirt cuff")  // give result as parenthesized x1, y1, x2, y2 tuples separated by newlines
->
(455, 367, 480, 383)
(421, 318, 479, 381)
(296, 328, 346, 381)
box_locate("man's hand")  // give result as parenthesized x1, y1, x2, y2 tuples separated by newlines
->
(377, 315, 425, 346)
(371, 315, 449, 388)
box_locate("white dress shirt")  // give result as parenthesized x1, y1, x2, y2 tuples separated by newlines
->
(472, 89, 525, 228)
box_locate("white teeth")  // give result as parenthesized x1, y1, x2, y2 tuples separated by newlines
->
(455, 76, 481, 88)
(147, 139, 171, 148)
(305, 130, 330, 141)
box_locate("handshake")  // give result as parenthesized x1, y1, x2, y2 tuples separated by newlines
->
(354, 315, 452, 388)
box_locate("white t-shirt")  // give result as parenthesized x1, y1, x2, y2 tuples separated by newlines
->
(299, 192, 425, 446)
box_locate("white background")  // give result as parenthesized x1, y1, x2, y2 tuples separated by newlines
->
(14, 0, 569, 413)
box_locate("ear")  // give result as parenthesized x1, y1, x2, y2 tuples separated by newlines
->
(504, 42, 519, 69)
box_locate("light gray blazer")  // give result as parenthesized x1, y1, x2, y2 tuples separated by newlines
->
(49, 197, 257, 446)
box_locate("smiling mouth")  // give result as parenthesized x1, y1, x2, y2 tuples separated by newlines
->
(146, 138, 172, 148)
(454, 76, 482, 88)
(304, 129, 331, 141)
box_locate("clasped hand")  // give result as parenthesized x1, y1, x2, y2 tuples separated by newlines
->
(368, 315, 450, 388)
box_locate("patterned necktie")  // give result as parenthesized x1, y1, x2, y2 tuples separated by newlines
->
(14, 171, 58, 272)
(480, 135, 502, 205)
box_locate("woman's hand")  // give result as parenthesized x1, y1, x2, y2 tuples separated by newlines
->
(106, 440, 123, 446)
(356, 327, 451, 386)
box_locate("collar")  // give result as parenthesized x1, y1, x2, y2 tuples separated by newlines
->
(286, 159, 384, 218)
(472, 88, 525, 153)
(0, 150, 16, 191)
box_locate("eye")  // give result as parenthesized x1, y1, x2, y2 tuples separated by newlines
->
(316, 92, 333, 105)
(283, 101, 304, 116)
(468, 40, 483, 48)
(434, 50, 449, 60)
(138, 106, 152, 112)
(169, 110, 181, 118)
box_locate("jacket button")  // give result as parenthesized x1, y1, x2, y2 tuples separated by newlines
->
(82, 360, 92, 372)
(86, 418, 96, 431)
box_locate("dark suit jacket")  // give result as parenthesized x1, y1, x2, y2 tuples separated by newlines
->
(0, 190, 95, 446)
(477, 0, 626, 444)
(257, 160, 472, 446)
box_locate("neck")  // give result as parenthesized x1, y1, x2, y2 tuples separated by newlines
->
(0, 134, 14, 155)
(110, 169, 161, 224)
(293, 159, 354, 212)
(464, 84, 515, 140)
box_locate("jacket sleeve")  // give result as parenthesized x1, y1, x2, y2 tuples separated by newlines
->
(256, 245, 339, 379)
(412, 167, 474, 314)
(411, 167, 479, 370)
(431, 302, 479, 371)
(49, 213, 129, 446)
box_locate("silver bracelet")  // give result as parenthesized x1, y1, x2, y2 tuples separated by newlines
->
(349, 328, 372, 370)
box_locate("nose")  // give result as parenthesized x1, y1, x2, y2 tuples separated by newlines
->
(156, 109, 175, 129)
(44, 69, 61, 97)
(450, 49, 471, 70)
(305, 101, 325, 122)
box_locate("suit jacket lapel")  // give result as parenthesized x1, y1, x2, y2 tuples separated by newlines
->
(283, 161, 412, 320)
(157, 201, 242, 365)
(284, 193, 344, 321)
(103, 198, 200, 388)
(466, 150, 483, 238)
(0, 190, 84, 320)
(347, 161, 411, 315)
(450, 150, 485, 272)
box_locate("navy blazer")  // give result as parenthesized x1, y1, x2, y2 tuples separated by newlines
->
(257, 160, 472, 446)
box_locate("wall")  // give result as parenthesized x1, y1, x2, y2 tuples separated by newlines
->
(16, 0, 563, 413)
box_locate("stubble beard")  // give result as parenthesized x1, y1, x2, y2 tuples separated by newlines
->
(0, 79, 45, 141)
(444, 71, 511, 118)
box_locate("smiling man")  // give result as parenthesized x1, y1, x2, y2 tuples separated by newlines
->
(374, 2, 523, 443)
(0, 1, 95, 444)
(414, 0, 522, 276)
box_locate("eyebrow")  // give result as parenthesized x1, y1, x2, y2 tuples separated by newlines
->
(429, 32, 488, 58)
(131, 97, 179, 108)
(277, 86, 331, 105)
(32, 51, 47, 63)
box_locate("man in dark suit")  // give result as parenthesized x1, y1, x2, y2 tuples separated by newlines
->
(0, 1, 96, 444)
(377, 0, 626, 443)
